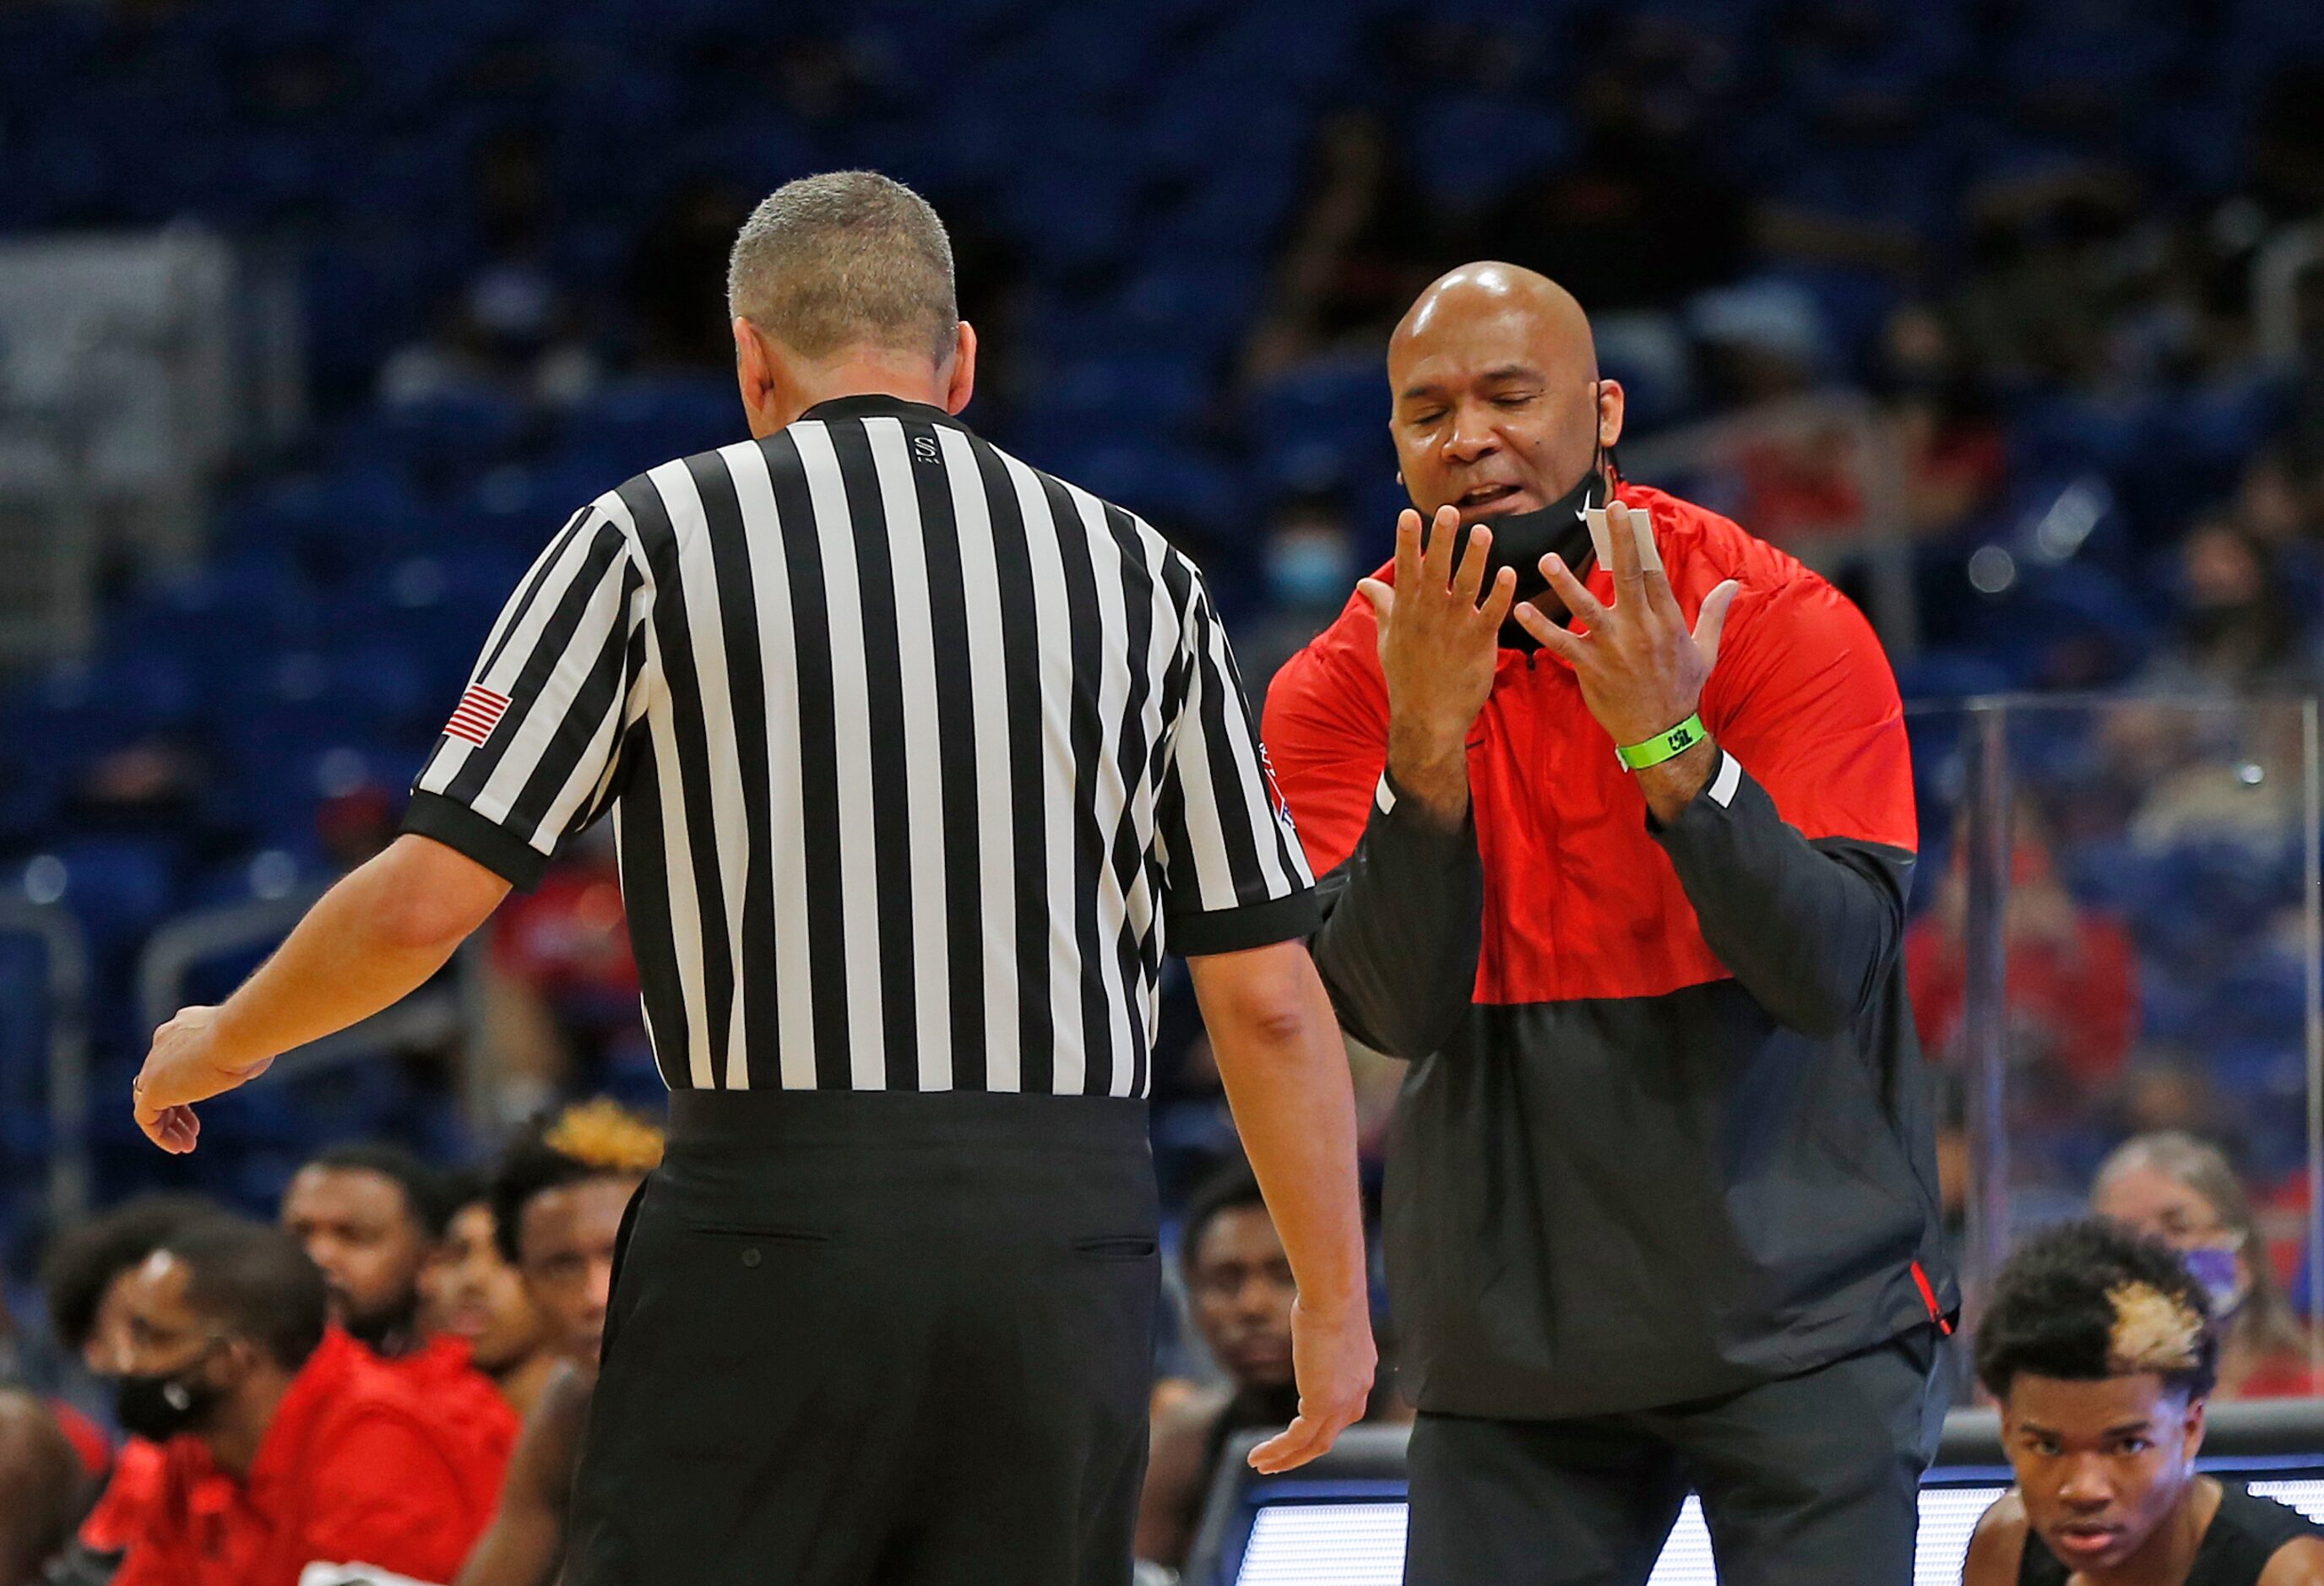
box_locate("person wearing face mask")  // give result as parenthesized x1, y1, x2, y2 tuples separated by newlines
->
(1963, 1219, 2324, 1586)
(2093, 1132, 2317, 1400)
(95, 1217, 507, 1586)
(1262, 263, 1955, 1584)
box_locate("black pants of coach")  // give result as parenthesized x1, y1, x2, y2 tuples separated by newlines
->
(564, 1089, 1159, 1586)
(1404, 1325, 1956, 1586)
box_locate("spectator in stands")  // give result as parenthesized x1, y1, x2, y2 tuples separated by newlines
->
(454, 1100, 660, 1586)
(417, 1177, 554, 1419)
(0, 1389, 81, 1586)
(1876, 303, 2007, 539)
(1135, 1165, 1400, 1574)
(1241, 491, 1362, 709)
(2093, 1132, 2316, 1399)
(1907, 800, 2142, 1091)
(1963, 1219, 2324, 1585)
(280, 1143, 452, 1359)
(97, 1218, 506, 1586)
(2142, 516, 2316, 696)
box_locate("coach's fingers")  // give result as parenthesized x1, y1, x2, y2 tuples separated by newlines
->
(1451, 524, 1492, 608)
(1512, 600, 1585, 663)
(1693, 578, 1743, 671)
(1539, 554, 1607, 628)
(1418, 503, 1460, 589)
(1476, 565, 1518, 632)
(1356, 577, 1395, 628)
(1390, 509, 1422, 592)
(1604, 498, 1644, 589)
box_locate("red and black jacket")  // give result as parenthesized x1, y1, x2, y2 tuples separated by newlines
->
(1263, 483, 1957, 1420)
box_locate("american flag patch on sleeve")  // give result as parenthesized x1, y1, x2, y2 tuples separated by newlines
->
(444, 684, 513, 746)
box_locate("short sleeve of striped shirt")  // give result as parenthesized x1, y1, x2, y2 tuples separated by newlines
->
(1154, 575, 1319, 956)
(401, 506, 648, 890)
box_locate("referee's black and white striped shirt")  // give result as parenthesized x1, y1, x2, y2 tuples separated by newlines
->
(402, 394, 1317, 1095)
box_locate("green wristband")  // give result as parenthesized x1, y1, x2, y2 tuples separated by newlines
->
(1616, 713, 1707, 771)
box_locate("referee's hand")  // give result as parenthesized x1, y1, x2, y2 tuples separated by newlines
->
(1247, 1295, 1376, 1474)
(133, 1006, 274, 1154)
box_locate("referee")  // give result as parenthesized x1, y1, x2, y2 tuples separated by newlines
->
(133, 171, 1376, 1586)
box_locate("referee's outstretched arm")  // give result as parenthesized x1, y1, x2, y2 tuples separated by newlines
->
(130, 834, 509, 1152)
(1191, 938, 1377, 1472)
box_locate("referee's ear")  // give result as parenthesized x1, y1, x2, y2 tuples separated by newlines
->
(733, 316, 787, 441)
(942, 320, 978, 416)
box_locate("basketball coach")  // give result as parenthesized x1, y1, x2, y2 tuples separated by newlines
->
(1262, 262, 1957, 1585)
(132, 171, 1376, 1585)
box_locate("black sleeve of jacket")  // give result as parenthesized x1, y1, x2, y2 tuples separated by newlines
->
(1307, 772, 1485, 1059)
(1650, 750, 1914, 1040)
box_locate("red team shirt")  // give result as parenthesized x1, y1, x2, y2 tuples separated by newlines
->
(1267, 482, 1919, 1006)
(109, 1329, 508, 1586)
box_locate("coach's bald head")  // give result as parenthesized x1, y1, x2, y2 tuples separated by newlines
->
(727, 171, 977, 437)
(1387, 263, 1622, 525)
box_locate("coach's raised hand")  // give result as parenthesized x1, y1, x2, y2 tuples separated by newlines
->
(1511, 498, 1741, 824)
(1355, 504, 1518, 830)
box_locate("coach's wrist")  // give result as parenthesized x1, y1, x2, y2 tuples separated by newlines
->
(1385, 725, 1469, 832)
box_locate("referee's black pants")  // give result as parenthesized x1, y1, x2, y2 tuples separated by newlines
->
(564, 1089, 1159, 1586)
(1404, 1324, 1956, 1586)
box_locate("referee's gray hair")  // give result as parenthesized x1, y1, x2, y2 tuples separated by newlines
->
(726, 171, 958, 364)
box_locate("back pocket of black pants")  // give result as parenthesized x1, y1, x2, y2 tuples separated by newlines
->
(1072, 1236, 1158, 1261)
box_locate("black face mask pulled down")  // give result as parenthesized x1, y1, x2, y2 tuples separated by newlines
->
(1448, 455, 1608, 649)
(113, 1354, 224, 1442)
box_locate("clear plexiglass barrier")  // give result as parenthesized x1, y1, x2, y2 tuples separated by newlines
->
(1907, 694, 2323, 1397)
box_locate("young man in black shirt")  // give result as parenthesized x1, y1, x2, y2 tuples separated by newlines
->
(1966, 1219, 2324, 1586)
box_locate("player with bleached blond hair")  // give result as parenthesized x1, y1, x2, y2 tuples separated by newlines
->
(1967, 1218, 2324, 1586)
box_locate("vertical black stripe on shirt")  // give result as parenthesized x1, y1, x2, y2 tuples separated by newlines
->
(563, 622, 651, 841)
(502, 556, 643, 840)
(1034, 472, 1116, 1095)
(1149, 546, 1200, 910)
(687, 448, 783, 1090)
(760, 430, 855, 1089)
(613, 728, 689, 1091)
(828, 419, 921, 1090)
(443, 519, 630, 806)
(619, 471, 737, 1089)
(900, 419, 988, 1090)
(967, 436, 1055, 1093)
(1185, 576, 1271, 908)
(1099, 506, 1161, 1094)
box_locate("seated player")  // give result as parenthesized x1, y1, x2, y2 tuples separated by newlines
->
(280, 1143, 453, 1359)
(1964, 1219, 2324, 1586)
(281, 1143, 517, 1473)
(1135, 1165, 1399, 1573)
(420, 1176, 556, 1418)
(39, 1194, 229, 1584)
(97, 1217, 508, 1586)
(0, 1389, 82, 1586)
(455, 1100, 661, 1586)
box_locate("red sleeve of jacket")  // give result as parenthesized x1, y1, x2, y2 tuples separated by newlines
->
(297, 1409, 488, 1583)
(1260, 595, 1388, 876)
(1702, 573, 1917, 854)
